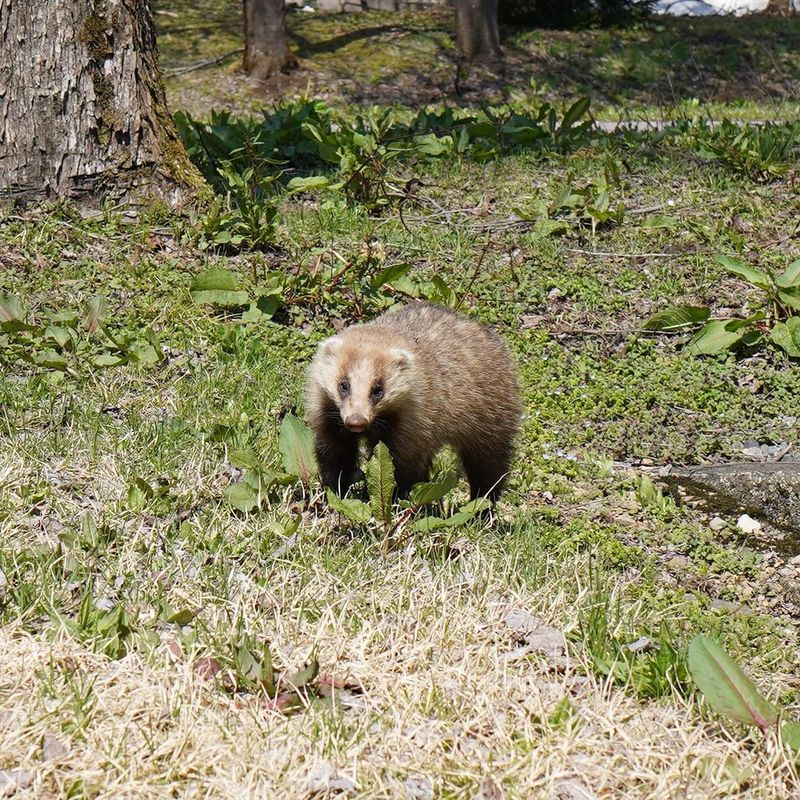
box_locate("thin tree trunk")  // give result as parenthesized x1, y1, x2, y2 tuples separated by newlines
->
(243, 0, 298, 80)
(0, 0, 204, 209)
(764, 0, 792, 14)
(454, 0, 501, 62)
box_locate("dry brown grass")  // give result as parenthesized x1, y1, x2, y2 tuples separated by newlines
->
(1, 538, 798, 799)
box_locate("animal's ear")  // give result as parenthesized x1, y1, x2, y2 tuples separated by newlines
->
(390, 348, 414, 370)
(318, 336, 343, 360)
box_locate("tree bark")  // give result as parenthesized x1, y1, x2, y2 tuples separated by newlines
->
(764, 0, 793, 14)
(243, 0, 298, 80)
(0, 0, 204, 209)
(454, 0, 501, 62)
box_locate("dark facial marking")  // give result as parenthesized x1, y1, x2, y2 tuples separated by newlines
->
(369, 381, 384, 403)
(338, 378, 351, 398)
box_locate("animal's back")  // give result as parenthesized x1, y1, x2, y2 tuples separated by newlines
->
(364, 302, 521, 448)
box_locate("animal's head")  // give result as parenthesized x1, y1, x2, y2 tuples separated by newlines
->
(310, 335, 415, 433)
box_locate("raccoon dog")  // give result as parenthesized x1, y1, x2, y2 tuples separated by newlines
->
(307, 302, 522, 501)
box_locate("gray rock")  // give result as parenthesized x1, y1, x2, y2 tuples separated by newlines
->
(663, 462, 800, 533)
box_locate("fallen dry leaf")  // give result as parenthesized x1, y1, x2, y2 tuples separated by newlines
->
(193, 657, 222, 681)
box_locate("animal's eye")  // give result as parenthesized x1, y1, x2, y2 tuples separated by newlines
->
(370, 382, 384, 402)
(338, 380, 350, 397)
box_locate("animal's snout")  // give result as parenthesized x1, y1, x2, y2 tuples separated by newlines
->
(344, 413, 368, 433)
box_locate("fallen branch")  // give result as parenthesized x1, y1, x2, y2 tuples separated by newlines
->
(166, 49, 244, 77)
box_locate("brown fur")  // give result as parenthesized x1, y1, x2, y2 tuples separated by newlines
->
(306, 302, 522, 501)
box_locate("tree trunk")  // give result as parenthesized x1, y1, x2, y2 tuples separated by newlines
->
(0, 0, 204, 209)
(454, 0, 501, 62)
(243, 0, 298, 80)
(764, 0, 792, 14)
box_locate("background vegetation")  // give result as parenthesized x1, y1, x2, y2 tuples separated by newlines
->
(0, 1, 799, 796)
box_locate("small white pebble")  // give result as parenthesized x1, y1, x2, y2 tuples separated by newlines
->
(709, 516, 726, 532)
(736, 514, 762, 534)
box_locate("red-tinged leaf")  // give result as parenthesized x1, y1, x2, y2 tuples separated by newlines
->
(263, 692, 304, 714)
(82, 295, 107, 332)
(317, 673, 347, 690)
(163, 637, 183, 660)
(279, 414, 317, 484)
(193, 656, 222, 681)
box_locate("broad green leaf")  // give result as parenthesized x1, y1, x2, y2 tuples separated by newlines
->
(687, 635, 778, 732)
(279, 414, 316, 484)
(127, 341, 162, 366)
(191, 267, 240, 292)
(559, 96, 591, 132)
(190, 267, 249, 307)
(533, 219, 570, 238)
(365, 442, 396, 524)
(412, 497, 491, 532)
(466, 122, 498, 140)
(326, 489, 372, 524)
(285, 659, 319, 691)
(726, 310, 765, 330)
(236, 645, 262, 684)
(775, 260, 800, 290)
(243, 469, 278, 493)
(229, 447, 260, 470)
(240, 295, 280, 322)
(412, 133, 450, 156)
(777, 288, 800, 312)
(782, 719, 800, 752)
(286, 175, 331, 193)
(92, 354, 124, 367)
(127, 483, 147, 512)
(409, 473, 459, 506)
(191, 289, 249, 306)
(740, 329, 763, 348)
(430, 276, 458, 307)
(167, 608, 196, 626)
(33, 349, 68, 371)
(44, 325, 72, 349)
(370, 262, 413, 290)
(770, 318, 800, 357)
(412, 515, 451, 533)
(460, 498, 492, 516)
(0, 294, 25, 323)
(223, 481, 259, 512)
(685, 320, 747, 355)
(134, 477, 154, 499)
(643, 305, 710, 332)
(714, 255, 770, 291)
(641, 215, 678, 229)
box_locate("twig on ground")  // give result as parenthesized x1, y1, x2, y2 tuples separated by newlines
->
(548, 326, 637, 337)
(455, 237, 492, 311)
(166, 49, 244, 77)
(565, 248, 691, 259)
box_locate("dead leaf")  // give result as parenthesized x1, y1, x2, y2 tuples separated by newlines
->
(556, 778, 596, 800)
(318, 673, 347, 690)
(41, 733, 68, 762)
(521, 314, 547, 329)
(478, 775, 503, 799)
(193, 657, 221, 681)
(304, 762, 357, 795)
(163, 637, 183, 661)
(404, 775, 433, 800)
(505, 609, 566, 659)
(0, 769, 34, 795)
